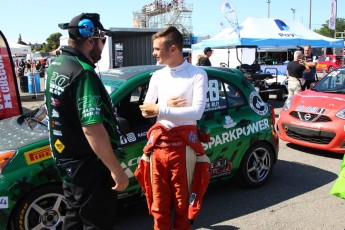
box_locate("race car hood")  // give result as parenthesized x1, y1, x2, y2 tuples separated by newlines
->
(0, 115, 48, 151)
(292, 90, 345, 111)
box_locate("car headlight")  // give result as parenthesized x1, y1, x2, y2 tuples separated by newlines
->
(283, 97, 293, 110)
(336, 109, 345, 120)
(0, 150, 16, 173)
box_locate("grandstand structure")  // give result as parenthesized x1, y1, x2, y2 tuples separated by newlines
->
(133, 0, 193, 46)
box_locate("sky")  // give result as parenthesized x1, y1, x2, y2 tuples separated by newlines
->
(1, 0, 343, 44)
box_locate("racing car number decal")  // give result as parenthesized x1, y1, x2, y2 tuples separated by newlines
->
(0, 197, 9, 209)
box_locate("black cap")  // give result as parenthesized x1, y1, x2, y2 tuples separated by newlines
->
(59, 13, 108, 40)
(204, 47, 213, 54)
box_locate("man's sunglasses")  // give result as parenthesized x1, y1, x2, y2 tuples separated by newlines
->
(92, 36, 106, 45)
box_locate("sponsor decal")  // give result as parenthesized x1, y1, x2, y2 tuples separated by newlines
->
(189, 193, 197, 205)
(202, 118, 270, 150)
(210, 157, 232, 177)
(54, 139, 65, 153)
(53, 129, 62, 136)
(0, 197, 8, 209)
(223, 115, 237, 128)
(51, 120, 61, 128)
(52, 109, 59, 118)
(290, 121, 322, 129)
(120, 156, 141, 178)
(24, 146, 52, 165)
(78, 95, 102, 118)
(274, 19, 299, 38)
(296, 105, 326, 114)
(51, 97, 60, 106)
(249, 91, 268, 116)
(274, 19, 290, 31)
(189, 131, 198, 144)
(120, 132, 138, 145)
(49, 72, 69, 95)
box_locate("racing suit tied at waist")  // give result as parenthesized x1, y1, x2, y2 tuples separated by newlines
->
(134, 122, 211, 221)
(143, 122, 206, 156)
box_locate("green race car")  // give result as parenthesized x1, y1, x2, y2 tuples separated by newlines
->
(0, 65, 279, 229)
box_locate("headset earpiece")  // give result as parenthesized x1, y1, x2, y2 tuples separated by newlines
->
(78, 19, 95, 38)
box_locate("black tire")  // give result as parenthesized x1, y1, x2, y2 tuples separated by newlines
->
(276, 88, 287, 101)
(328, 66, 334, 73)
(239, 142, 275, 188)
(259, 93, 269, 102)
(10, 185, 66, 230)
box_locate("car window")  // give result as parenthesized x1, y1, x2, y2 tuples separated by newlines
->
(116, 83, 154, 131)
(318, 56, 326, 61)
(205, 76, 246, 113)
(316, 70, 345, 91)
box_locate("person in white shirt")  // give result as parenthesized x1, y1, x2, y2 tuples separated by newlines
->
(137, 26, 210, 230)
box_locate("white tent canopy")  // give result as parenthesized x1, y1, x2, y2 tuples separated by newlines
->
(192, 17, 344, 50)
(8, 42, 31, 56)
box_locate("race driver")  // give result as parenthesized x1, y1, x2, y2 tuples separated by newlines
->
(137, 26, 211, 230)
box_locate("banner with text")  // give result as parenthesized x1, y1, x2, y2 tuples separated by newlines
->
(329, 0, 337, 30)
(0, 30, 22, 119)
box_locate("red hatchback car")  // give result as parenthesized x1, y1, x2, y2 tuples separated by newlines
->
(276, 65, 345, 154)
(316, 54, 344, 73)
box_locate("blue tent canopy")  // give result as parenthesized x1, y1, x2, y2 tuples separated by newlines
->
(192, 17, 344, 50)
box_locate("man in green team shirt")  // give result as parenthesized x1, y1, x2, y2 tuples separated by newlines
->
(45, 13, 128, 229)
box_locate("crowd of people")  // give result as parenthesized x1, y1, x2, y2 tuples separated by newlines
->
(14, 57, 48, 78)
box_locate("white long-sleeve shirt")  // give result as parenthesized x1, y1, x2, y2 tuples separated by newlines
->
(144, 60, 208, 128)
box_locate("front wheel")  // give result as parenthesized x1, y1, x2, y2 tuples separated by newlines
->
(328, 66, 334, 73)
(10, 185, 66, 230)
(239, 142, 275, 188)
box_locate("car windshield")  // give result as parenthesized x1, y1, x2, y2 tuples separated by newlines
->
(100, 65, 163, 95)
(17, 105, 49, 131)
(313, 68, 345, 93)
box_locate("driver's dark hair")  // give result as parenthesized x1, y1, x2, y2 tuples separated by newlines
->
(152, 26, 183, 51)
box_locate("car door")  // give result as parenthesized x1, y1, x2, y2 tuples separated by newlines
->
(113, 81, 154, 198)
(198, 75, 254, 180)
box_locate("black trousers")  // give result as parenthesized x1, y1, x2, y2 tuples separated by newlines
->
(302, 79, 316, 90)
(57, 157, 118, 230)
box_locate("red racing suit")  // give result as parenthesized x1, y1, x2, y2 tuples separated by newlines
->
(135, 122, 211, 230)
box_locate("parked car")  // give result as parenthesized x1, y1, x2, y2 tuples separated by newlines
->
(276, 65, 345, 154)
(0, 65, 279, 230)
(316, 54, 344, 73)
